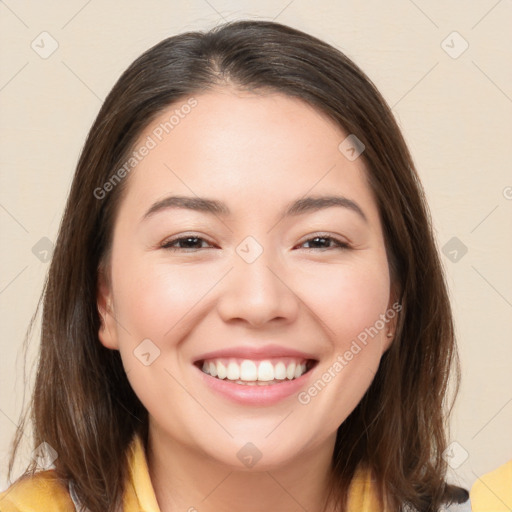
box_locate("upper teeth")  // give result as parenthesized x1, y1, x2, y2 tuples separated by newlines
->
(201, 358, 308, 382)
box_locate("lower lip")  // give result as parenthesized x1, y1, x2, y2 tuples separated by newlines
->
(195, 364, 315, 406)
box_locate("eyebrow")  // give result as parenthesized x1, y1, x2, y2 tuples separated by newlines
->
(141, 194, 368, 223)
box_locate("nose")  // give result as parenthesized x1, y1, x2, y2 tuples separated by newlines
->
(216, 247, 299, 328)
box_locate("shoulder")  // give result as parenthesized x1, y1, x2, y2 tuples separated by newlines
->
(470, 459, 512, 511)
(0, 469, 75, 512)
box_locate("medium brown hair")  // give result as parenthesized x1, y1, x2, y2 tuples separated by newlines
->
(7, 20, 468, 511)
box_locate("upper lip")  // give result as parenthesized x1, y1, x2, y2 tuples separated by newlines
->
(193, 344, 318, 363)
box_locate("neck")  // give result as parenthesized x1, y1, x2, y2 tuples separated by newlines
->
(146, 423, 338, 512)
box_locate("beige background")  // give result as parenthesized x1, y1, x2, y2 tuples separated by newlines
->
(1, 0, 511, 497)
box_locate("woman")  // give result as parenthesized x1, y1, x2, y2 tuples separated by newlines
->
(1, 20, 469, 511)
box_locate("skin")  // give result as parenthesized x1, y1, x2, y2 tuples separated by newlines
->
(97, 88, 397, 512)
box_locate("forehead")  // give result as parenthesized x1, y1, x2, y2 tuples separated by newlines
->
(117, 88, 380, 226)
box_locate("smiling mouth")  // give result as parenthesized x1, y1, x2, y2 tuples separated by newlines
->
(194, 357, 318, 386)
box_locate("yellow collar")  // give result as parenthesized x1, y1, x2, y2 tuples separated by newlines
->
(121, 432, 380, 511)
(121, 432, 161, 511)
(0, 431, 379, 511)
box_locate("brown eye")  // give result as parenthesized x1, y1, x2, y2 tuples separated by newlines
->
(161, 236, 212, 251)
(300, 235, 350, 250)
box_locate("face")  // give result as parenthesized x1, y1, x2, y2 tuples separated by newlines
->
(97, 88, 397, 469)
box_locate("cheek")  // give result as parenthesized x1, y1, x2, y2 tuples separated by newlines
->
(110, 257, 213, 416)
(293, 263, 391, 432)
(112, 255, 216, 341)
(295, 258, 391, 348)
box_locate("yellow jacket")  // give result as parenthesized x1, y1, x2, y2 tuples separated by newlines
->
(470, 459, 512, 511)
(0, 433, 382, 511)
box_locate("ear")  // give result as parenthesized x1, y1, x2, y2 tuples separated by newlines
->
(382, 285, 401, 353)
(97, 266, 119, 350)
